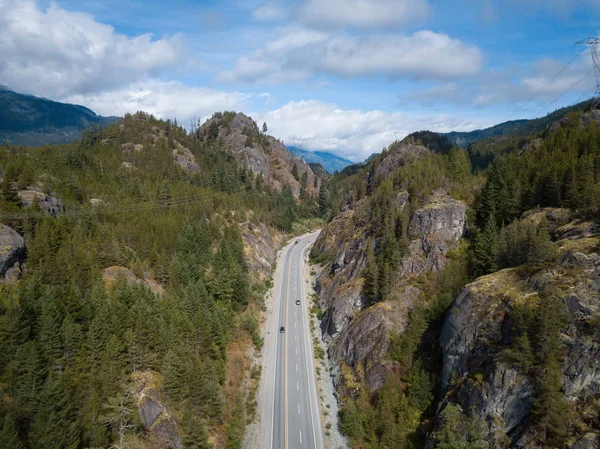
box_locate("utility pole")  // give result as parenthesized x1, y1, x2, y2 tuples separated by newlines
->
(576, 37, 600, 108)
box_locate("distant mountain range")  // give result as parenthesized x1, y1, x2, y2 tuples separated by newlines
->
(0, 85, 118, 146)
(443, 99, 594, 148)
(287, 146, 354, 174)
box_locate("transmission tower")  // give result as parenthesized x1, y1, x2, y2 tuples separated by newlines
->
(576, 37, 600, 107)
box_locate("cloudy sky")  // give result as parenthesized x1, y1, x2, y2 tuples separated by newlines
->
(0, 0, 598, 161)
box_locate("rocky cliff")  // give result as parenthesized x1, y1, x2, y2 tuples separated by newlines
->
(315, 188, 466, 389)
(198, 112, 320, 199)
(132, 371, 183, 449)
(18, 184, 64, 217)
(239, 218, 282, 282)
(433, 215, 600, 448)
(0, 223, 25, 282)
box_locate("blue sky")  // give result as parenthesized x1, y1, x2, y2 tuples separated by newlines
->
(0, 0, 598, 161)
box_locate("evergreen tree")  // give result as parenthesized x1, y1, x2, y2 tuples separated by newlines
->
(0, 412, 23, 449)
(232, 268, 250, 309)
(466, 407, 487, 449)
(317, 186, 330, 218)
(262, 122, 268, 133)
(100, 383, 137, 449)
(29, 374, 80, 449)
(363, 240, 379, 302)
(436, 404, 466, 449)
(474, 215, 498, 275)
(37, 290, 63, 370)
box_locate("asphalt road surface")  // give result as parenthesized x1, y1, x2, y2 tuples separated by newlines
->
(262, 232, 323, 449)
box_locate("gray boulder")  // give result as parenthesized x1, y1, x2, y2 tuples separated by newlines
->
(0, 224, 25, 280)
(18, 187, 64, 217)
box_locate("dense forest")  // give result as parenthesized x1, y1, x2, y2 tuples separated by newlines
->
(0, 112, 324, 448)
(316, 107, 600, 449)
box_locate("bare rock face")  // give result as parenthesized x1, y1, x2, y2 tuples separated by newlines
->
(120, 161, 136, 171)
(120, 142, 144, 153)
(402, 189, 466, 275)
(373, 143, 429, 181)
(89, 198, 106, 207)
(314, 189, 466, 390)
(101, 266, 165, 295)
(172, 141, 200, 173)
(18, 187, 64, 217)
(435, 231, 600, 447)
(551, 109, 600, 133)
(239, 219, 281, 281)
(314, 199, 373, 341)
(332, 288, 419, 390)
(132, 371, 183, 449)
(0, 224, 25, 281)
(198, 112, 319, 199)
(570, 433, 599, 449)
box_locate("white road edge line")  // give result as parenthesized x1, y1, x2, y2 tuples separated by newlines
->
(300, 235, 321, 449)
(270, 241, 294, 449)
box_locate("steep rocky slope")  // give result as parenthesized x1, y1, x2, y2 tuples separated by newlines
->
(0, 223, 24, 282)
(315, 186, 466, 390)
(432, 215, 600, 448)
(198, 112, 320, 199)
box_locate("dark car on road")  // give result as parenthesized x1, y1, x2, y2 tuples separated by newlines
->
(279, 326, 285, 333)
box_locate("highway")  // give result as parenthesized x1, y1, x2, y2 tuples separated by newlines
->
(260, 232, 323, 449)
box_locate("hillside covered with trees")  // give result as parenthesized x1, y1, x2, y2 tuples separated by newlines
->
(0, 86, 118, 147)
(0, 111, 325, 449)
(310, 107, 600, 449)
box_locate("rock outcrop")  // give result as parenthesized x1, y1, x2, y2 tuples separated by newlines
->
(132, 371, 183, 449)
(101, 266, 165, 295)
(0, 224, 25, 281)
(239, 219, 281, 281)
(18, 186, 64, 217)
(402, 189, 466, 275)
(315, 198, 373, 341)
(372, 143, 429, 181)
(198, 112, 319, 199)
(314, 189, 466, 389)
(172, 141, 200, 173)
(435, 226, 600, 448)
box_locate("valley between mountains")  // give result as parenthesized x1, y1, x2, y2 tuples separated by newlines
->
(1, 100, 600, 449)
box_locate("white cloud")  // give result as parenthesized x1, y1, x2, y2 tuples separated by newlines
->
(514, 0, 600, 13)
(408, 56, 594, 109)
(63, 81, 250, 125)
(253, 100, 495, 162)
(219, 27, 483, 84)
(252, 2, 287, 21)
(297, 0, 430, 29)
(0, 0, 186, 98)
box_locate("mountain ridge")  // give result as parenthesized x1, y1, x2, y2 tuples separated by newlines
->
(0, 86, 118, 146)
(287, 146, 354, 173)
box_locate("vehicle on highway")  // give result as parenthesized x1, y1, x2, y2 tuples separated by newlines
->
(294, 239, 298, 244)
(295, 299, 301, 305)
(279, 326, 285, 333)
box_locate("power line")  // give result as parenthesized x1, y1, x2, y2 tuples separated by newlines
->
(0, 193, 221, 222)
(575, 37, 600, 107)
(507, 53, 580, 121)
(533, 68, 594, 119)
